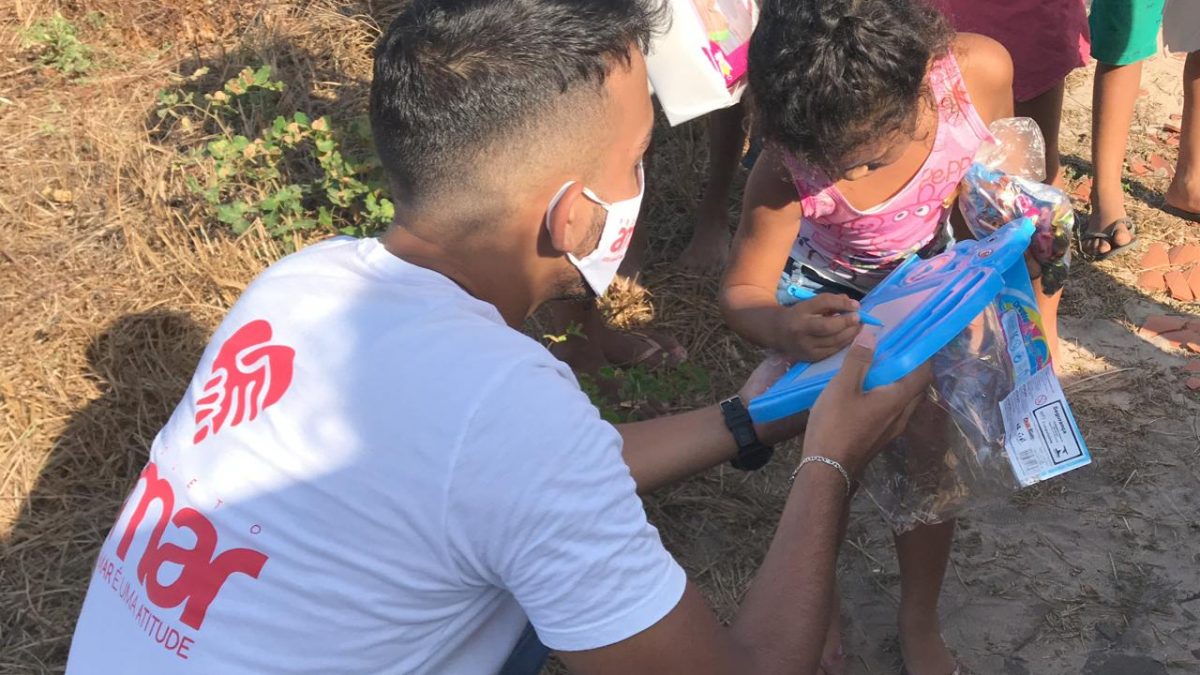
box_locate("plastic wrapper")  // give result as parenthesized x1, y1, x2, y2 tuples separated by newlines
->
(958, 117, 1074, 294)
(860, 257, 1090, 533)
(860, 308, 1016, 533)
(646, 0, 757, 125)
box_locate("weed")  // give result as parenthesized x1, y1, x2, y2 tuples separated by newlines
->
(579, 363, 712, 424)
(158, 66, 393, 244)
(20, 12, 95, 76)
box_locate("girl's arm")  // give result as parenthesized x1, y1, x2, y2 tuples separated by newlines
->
(720, 146, 862, 363)
(956, 32, 1015, 124)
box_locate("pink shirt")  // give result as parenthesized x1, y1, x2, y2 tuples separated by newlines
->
(782, 53, 993, 293)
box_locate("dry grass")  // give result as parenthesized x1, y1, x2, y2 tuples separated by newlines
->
(3, 1, 1200, 673)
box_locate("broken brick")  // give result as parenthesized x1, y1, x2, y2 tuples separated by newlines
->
(1190, 266, 1200, 298)
(1170, 243, 1200, 266)
(1168, 136, 1181, 148)
(1138, 270, 1167, 292)
(1165, 270, 1195, 301)
(1159, 328, 1196, 344)
(1188, 377, 1200, 391)
(1149, 153, 1176, 178)
(1140, 314, 1189, 337)
(1130, 160, 1151, 176)
(1071, 177, 1093, 202)
(1185, 360, 1200, 373)
(1164, 122, 1182, 134)
(1141, 242, 1171, 269)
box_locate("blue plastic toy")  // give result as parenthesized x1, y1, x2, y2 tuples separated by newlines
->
(749, 217, 1037, 422)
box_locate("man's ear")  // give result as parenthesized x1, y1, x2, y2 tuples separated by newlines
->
(545, 182, 590, 256)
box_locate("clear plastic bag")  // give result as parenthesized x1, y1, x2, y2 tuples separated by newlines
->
(958, 117, 1075, 294)
(859, 246, 1089, 534)
(860, 308, 1019, 533)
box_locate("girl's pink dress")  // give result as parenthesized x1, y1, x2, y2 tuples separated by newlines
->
(929, 0, 1091, 103)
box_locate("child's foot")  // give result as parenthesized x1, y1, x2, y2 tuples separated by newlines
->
(898, 611, 957, 675)
(1082, 193, 1136, 258)
(678, 215, 731, 273)
(1165, 169, 1200, 217)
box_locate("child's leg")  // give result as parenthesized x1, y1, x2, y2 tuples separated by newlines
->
(1014, 82, 1067, 187)
(1085, 59, 1143, 256)
(1166, 51, 1200, 213)
(680, 103, 746, 272)
(896, 520, 958, 675)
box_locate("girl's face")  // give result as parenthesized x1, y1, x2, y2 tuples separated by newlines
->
(835, 96, 937, 182)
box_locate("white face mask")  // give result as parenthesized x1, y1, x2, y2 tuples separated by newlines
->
(546, 162, 645, 297)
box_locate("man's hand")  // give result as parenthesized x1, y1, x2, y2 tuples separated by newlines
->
(772, 294, 863, 363)
(804, 330, 931, 477)
(736, 354, 807, 446)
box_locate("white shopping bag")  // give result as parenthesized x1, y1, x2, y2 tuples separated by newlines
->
(646, 0, 758, 126)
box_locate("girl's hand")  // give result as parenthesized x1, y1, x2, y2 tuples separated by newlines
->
(772, 294, 863, 363)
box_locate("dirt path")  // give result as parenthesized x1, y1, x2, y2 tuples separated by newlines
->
(2, 4, 1199, 674)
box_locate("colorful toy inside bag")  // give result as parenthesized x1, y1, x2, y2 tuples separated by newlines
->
(860, 258, 1090, 533)
(958, 117, 1074, 294)
(691, 0, 754, 86)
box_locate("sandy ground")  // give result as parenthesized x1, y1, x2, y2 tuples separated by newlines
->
(2, 3, 1199, 674)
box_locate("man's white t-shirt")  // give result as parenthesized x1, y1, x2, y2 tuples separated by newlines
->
(67, 237, 686, 674)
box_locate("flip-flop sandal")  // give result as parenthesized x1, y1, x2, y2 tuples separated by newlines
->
(1078, 217, 1138, 262)
(605, 330, 688, 369)
(1162, 203, 1200, 223)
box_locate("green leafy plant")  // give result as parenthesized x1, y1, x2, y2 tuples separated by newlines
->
(20, 12, 95, 76)
(578, 363, 712, 424)
(159, 66, 393, 244)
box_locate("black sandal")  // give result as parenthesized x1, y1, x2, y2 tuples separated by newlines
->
(1078, 217, 1138, 261)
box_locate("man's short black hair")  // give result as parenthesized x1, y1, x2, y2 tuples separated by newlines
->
(370, 0, 664, 215)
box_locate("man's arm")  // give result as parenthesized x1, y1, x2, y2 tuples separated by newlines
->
(562, 333, 930, 675)
(616, 355, 800, 495)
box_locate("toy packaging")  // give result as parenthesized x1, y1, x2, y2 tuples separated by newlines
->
(749, 219, 1090, 532)
(645, 0, 758, 125)
(958, 117, 1075, 294)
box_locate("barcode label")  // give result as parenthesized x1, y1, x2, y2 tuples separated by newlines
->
(999, 366, 1091, 486)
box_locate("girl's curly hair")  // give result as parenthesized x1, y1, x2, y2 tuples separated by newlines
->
(748, 0, 954, 175)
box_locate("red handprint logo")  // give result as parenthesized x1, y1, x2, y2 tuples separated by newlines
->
(194, 320, 295, 444)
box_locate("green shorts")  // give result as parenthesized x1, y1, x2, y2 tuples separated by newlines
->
(1089, 0, 1164, 65)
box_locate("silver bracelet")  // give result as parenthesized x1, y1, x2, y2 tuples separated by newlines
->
(789, 455, 853, 498)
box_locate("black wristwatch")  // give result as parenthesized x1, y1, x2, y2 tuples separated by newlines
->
(720, 395, 774, 471)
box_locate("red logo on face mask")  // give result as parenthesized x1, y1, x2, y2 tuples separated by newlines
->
(194, 320, 295, 444)
(114, 462, 268, 630)
(609, 226, 635, 255)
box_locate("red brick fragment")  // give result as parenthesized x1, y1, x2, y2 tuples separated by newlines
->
(1170, 243, 1200, 266)
(1130, 160, 1151, 176)
(1149, 154, 1176, 178)
(1140, 314, 1189, 337)
(1159, 329, 1196, 345)
(1168, 136, 1181, 148)
(1187, 377, 1200, 391)
(1138, 270, 1167, 292)
(1189, 267, 1200, 299)
(1141, 242, 1171, 269)
(1185, 360, 1200, 373)
(1164, 122, 1182, 134)
(1071, 177, 1093, 202)
(1165, 270, 1196, 302)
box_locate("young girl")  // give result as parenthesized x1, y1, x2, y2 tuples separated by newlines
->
(721, 1, 1017, 673)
